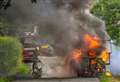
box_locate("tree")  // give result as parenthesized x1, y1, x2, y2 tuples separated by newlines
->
(91, 0, 120, 46)
(0, 16, 18, 36)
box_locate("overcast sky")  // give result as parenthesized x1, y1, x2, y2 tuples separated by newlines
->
(110, 45, 120, 75)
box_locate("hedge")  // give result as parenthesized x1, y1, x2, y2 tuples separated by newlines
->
(0, 36, 23, 76)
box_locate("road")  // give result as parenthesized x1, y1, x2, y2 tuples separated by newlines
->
(14, 78, 99, 82)
(13, 56, 99, 82)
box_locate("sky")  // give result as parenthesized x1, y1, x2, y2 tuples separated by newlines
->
(110, 45, 120, 75)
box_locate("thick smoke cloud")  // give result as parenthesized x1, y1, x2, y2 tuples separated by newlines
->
(0, 0, 108, 56)
(0, 0, 113, 77)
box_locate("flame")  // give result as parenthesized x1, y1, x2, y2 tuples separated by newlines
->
(83, 34, 101, 49)
(88, 50, 96, 57)
(71, 49, 81, 61)
(90, 59, 96, 64)
(64, 49, 81, 67)
(100, 49, 109, 62)
(64, 33, 109, 74)
(63, 49, 81, 73)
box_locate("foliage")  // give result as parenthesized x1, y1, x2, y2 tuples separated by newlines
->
(91, 0, 120, 46)
(16, 63, 30, 74)
(0, 36, 29, 75)
(98, 73, 110, 82)
(0, 77, 11, 82)
(0, 16, 18, 36)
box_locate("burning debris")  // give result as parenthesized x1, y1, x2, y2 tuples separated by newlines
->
(64, 33, 109, 77)
(1, 0, 110, 77)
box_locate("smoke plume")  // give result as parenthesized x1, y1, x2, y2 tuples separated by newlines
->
(1, 0, 108, 56)
(0, 0, 109, 77)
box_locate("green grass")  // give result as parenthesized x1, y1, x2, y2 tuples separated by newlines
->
(0, 36, 30, 82)
(98, 73, 110, 82)
(0, 77, 12, 82)
(99, 74, 120, 82)
(0, 64, 29, 82)
(16, 63, 30, 74)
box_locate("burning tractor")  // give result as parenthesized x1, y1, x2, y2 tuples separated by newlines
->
(65, 34, 112, 77)
(21, 32, 43, 78)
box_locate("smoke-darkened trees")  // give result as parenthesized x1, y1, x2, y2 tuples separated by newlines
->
(92, 0, 120, 46)
(0, 16, 19, 36)
(0, 18, 29, 79)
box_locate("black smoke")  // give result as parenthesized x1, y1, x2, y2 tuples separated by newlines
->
(0, 0, 108, 56)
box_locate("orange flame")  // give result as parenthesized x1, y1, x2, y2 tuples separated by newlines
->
(71, 49, 81, 61)
(83, 34, 101, 49)
(100, 49, 109, 62)
(90, 59, 96, 64)
(88, 50, 96, 58)
(64, 34, 109, 72)
(64, 49, 81, 72)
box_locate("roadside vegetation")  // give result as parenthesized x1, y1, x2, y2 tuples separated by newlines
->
(0, 36, 29, 82)
(98, 74, 120, 82)
(109, 76, 120, 82)
(0, 12, 30, 82)
(114, 76, 120, 80)
(0, 15, 30, 82)
(0, 77, 11, 82)
(0, 36, 22, 74)
(92, 0, 120, 46)
(98, 73, 110, 82)
(92, 0, 120, 82)
(0, 16, 19, 36)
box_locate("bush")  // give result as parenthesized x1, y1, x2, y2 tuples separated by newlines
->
(0, 76, 14, 82)
(0, 36, 28, 76)
(16, 63, 30, 74)
(98, 73, 110, 82)
(0, 77, 10, 82)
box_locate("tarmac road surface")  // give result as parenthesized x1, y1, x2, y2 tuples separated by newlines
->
(14, 78, 99, 82)
(13, 56, 99, 82)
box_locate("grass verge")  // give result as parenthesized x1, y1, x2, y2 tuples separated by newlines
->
(98, 73, 110, 82)
(0, 77, 13, 82)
